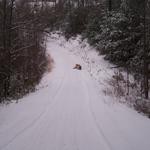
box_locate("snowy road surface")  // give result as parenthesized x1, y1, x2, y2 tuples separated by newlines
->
(0, 37, 150, 150)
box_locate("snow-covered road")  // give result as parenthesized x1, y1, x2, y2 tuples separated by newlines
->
(0, 37, 150, 150)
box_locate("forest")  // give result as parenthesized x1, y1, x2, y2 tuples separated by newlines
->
(1, 1, 150, 149)
(0, 0, 150, 111)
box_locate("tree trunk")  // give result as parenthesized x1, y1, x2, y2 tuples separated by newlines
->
(143, 0, 149, 99)
(2, 0, 6, 52)
(108, 0, 112, 11)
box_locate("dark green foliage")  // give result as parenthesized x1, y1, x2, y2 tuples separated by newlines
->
(127, 0, 145, 14)
(83, 8, 144, 73)
(63, 7, 89, 39)
(82, 6, 104, 45)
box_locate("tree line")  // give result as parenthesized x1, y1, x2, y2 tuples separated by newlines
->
(0, 0, 51, 102)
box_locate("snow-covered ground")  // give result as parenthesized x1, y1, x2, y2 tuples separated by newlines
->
(51, 33, 133, 103)
(0, 33, 150, 150)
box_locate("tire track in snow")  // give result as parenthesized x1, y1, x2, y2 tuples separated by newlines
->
(82, 71, 136, 150)
(64, 46, 112, 150)
(73, 120, 80, 150)
(100, 96, 137, 150)
(81, 72, 114, 150)
(0, 71, 67, 150)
